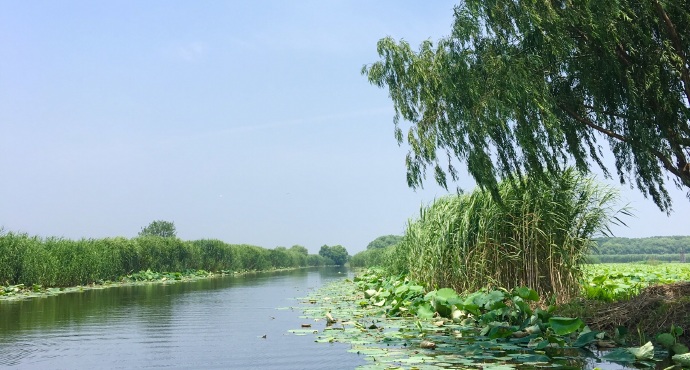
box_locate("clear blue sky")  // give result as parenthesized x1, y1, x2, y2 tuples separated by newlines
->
(1, 1, 688, 254)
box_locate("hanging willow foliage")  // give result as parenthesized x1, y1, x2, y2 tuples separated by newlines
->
(363, 0, 690, 212)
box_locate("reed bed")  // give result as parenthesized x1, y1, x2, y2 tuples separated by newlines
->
(389, 169, 627, 302)
(0, 233, 330, 287)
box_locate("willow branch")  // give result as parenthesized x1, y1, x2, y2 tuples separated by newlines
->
(559, 103, 690, 187)
(652, 0, 690, 106)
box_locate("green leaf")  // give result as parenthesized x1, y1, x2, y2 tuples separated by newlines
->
(394, 285, 409, 296)
(601, 348, 636, 363)
(364, 289, 378, 299)
(548, 317, 584, 335)
(436, 287, 459, 300)
(671, 343, 689, 355)
(487, 325, 515, 339)
(416, 303, 435, 319)
(657, 333, 676, 348)
(514, 287, 539, 301)
(673, 352, 690, 366)
(573, 330, 600, 348)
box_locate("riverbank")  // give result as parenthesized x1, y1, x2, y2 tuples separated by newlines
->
(289, 270, 690, 369)
(0, 266, 322, 302)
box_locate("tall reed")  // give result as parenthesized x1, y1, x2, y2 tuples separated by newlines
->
(391, 169, 627, 302)
(0, 234, 331, 287)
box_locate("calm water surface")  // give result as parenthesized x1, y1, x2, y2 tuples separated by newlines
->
(0, 267, 364, 369)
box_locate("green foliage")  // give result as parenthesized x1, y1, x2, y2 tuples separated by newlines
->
(191, 239, 235, 273)
(289, 245, 308, 256)
(0, 232, 328, 288)
(0, 232, 32, 285)
(353, 270, 597, 351)
(366, 235, 403, 250)
(583, 263, 690, 301)
(595, 236, 690, 255)
(300, 272, 631, 368)
(138, 220, 177, 238)
(318, 245, 350, 266)
(390, 169, 625, 302)
(590, 254, 687, 263)
(349, 246, 394, 268)
(363, 0, 690, 211)
(656, 325, 689, 356)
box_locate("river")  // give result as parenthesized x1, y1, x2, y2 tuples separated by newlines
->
(0, 266, 364, 369)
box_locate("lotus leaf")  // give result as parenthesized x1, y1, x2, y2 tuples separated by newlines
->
(601, 348, 636, 363)
(514, 287, 539, 301)
(657, 333, 676, 348)
(548, 317, 584, 335)
(627, 341, 655, 360)
(364, 289, 378, 298)
(573, 330, 600, 348)
(416, 303, 435, 319)
(394, 285, 408, 296)
(671, 343, 689, 355)
(673, 352, 690, 366)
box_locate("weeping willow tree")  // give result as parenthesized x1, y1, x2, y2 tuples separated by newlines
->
(363, 0, 690, 212)
(390, 169, 628, 302)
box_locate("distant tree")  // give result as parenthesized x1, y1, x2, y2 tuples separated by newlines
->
(366, 235, 403, 250)
(289, 245, 309, 256)
(318, 245, 350, 266)
(594, 236, 690, 255)
(363, 0, 690, 212)
(138, 220, 176, 238)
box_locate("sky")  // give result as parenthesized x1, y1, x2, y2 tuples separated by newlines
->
(1, 1, 688, 255)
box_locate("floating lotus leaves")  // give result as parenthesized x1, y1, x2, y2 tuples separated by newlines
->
(289, 270, 684, 369)
(602, 341, 655, 363)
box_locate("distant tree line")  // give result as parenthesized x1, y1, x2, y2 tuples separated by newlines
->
(593, 236, 690, 255)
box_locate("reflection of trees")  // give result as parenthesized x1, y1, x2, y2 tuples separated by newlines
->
(0, 266, 349, 367)
(0, 267, 333, 333)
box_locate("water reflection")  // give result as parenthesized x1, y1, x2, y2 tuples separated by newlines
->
(0, 266, 361, 369)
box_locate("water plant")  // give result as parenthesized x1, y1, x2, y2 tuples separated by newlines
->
(390, 169, 628, 303)
(0, 232, 332, 289)
(583, 263, 690, 301)
(292, 271, 671, 369)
